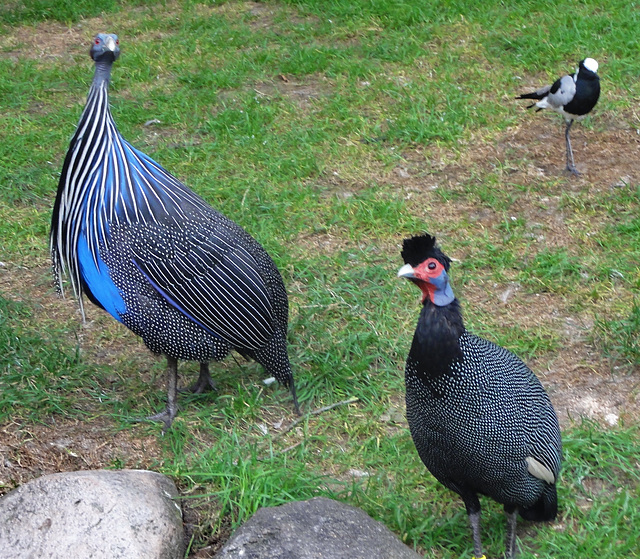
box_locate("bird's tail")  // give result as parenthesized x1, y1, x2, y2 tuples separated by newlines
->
(516, 91, 547, 110)
(520, 484, 558, 522)
(517, 91, 545, 100)
(253, 330, 300, 415)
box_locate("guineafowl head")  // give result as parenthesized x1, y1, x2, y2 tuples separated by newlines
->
(400, 234, 451, 270)
(398, 234, 455, 306)
(90, 33, 120, 62)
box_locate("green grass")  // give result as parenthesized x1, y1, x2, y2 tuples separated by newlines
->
(1, 1, 639, 558)
(0, 295, 98, 420)
(595, 302, 640, 369)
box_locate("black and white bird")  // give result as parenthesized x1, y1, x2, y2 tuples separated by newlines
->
(398, 234, 562, 559)
(517, 58, 600, 175)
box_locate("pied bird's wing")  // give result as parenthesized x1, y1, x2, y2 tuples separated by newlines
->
(107, 137, 278, 351)
(545, 75, 576, 109)
(119, 146, 278, 353)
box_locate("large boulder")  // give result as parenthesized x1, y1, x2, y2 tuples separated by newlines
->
(0, 469, 184, 559)
(215, 496, 423, 559)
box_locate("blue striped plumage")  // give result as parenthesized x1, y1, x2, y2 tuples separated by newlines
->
(51, 34, 298, 429)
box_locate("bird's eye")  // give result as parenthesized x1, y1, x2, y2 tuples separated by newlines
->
(115, 39, 119, 45)
(94, 38, 100, 45)
(427, 261, 437, 270)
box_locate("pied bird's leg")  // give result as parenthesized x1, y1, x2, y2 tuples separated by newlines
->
(564, 119, 579, 175)
(146, 356, 179, 433)
(504, 505, 519, 559)
(182, 362, 216, 394)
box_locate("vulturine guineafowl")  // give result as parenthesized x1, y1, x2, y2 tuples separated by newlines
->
(398, 234, 562, 559)
(50, 34, 299, 430)
(517, 58, 600, 175)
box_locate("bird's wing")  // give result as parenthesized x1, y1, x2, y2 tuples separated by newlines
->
(545, 75, 576, 109)
(468, 335, 562, 479)
(130, 219, 276, 350)
(526, 389, 563, 480)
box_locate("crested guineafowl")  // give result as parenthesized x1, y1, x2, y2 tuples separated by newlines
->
(51, 34, 299, 431)
(398, 234, 562, 559)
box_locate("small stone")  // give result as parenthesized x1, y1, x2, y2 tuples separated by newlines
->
(348, 469, 370, 478)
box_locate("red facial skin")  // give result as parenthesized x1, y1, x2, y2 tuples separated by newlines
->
(409, 258, 447, 304)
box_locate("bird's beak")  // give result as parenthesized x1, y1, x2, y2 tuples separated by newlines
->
(398, 263, 415, 279)
(105, 36, 117, 52)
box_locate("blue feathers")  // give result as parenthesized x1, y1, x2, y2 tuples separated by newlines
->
(77, 234, 126, 321)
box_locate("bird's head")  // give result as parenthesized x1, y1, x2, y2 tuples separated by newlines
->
(580, 58, 598, 74)
(398, 234, 455, 306)
(90, 33, 120, 63)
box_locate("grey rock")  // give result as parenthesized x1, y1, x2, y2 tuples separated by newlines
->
(0, 469, 184, 559)
(215, 496, 422, 559)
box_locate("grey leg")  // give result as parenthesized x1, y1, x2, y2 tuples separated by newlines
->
(504, 506, 519, 559)
(565, 120, 579, 175)
(289, 375, 301, 415)
(468, 510, 485, 559)
(146, 356, 179, 433)
(182, 362, 216, 394)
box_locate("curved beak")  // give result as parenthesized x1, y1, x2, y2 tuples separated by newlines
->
(397, 263, 415, 279)
(105, 35, 117, 52)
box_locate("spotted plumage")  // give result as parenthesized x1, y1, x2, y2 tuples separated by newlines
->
(517, 58, 600, 175)
(398, 234, 562, 559)
(50, 34, 299, 430)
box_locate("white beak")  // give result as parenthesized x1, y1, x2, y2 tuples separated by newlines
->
(105, 36, 117, 51)
(397, 263, 415, 279)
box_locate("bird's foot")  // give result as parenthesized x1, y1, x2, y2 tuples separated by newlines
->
(180, 363, 215, 394)
(136, 407, 177, 434)
(565, 164, 581, 176)
(179, 375, 216, 394)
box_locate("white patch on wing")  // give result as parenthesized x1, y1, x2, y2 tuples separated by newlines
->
(526, 456, 556, 484)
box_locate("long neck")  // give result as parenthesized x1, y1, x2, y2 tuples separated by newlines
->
(93, 59, 113, 87)
(50, 59, 115, 308)
(78, 60, 114, 137)
(408, 299, 465, 378)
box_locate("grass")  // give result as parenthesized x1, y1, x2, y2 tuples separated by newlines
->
(0, 295, 99, 420)
(1, 1, 639, 558)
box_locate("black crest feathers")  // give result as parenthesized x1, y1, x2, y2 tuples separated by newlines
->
(401, 234, 451, 270)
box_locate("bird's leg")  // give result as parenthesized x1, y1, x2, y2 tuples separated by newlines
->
(289, 375, 301, 416)
(468, 511, 485, 559)
(504, 505, 519, 559)
(181, 362, 216, 394)
(146, 356, 179, 433)
(564, 120, 579, 175)
(464, 495, 485, 559)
